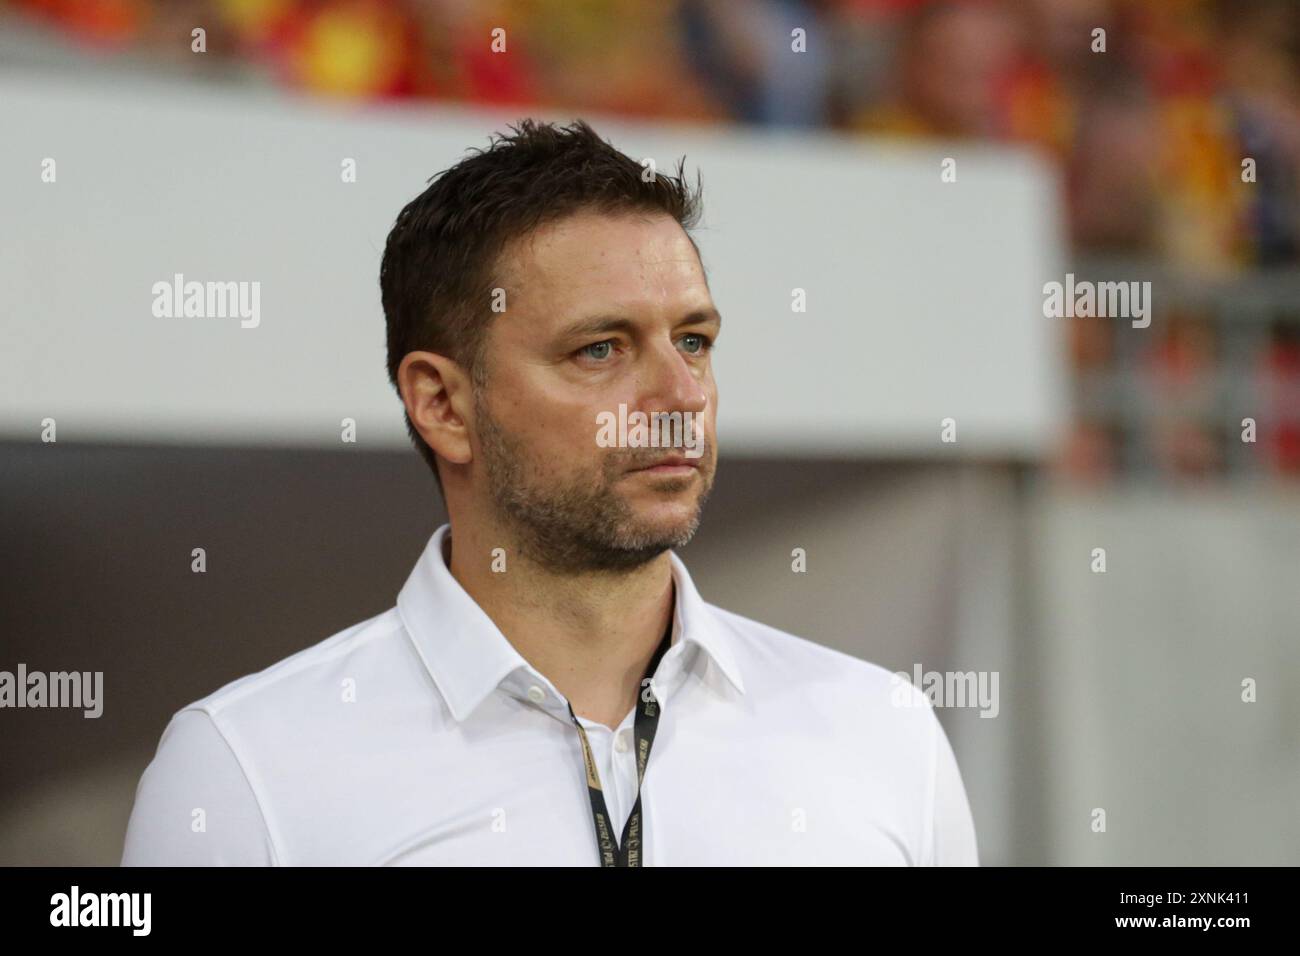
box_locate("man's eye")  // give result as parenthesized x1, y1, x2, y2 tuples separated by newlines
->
(680, 333, 713, 354)
(580, 341, 614, 361)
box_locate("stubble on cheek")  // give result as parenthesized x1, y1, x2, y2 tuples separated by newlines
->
(475, 397, 716, 572)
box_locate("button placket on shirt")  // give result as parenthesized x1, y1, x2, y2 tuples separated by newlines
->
(606, 712, 639, 825)
(594, 724, 626, 830)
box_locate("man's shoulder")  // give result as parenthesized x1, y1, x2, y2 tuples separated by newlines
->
(702, 601, 917, 703)
(175, 606, 410, 728)
(701, 601, 941, 760)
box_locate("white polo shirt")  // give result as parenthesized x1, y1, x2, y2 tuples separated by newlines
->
(122, 523, 979, 866)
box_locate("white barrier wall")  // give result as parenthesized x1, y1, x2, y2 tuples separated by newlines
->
(0, 73, 1067, 458)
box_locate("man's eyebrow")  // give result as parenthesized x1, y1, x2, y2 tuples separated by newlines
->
(679, 308, 723, 329)
(558, 308, 722, 340)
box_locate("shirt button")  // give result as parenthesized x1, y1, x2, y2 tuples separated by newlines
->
(614, 729, 632, 753)
(526, 685, 546, 704)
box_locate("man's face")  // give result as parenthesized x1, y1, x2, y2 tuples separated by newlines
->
(470, 210, 720, 574)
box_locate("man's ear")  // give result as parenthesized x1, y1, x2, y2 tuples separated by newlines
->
(397, 351, 474, 466)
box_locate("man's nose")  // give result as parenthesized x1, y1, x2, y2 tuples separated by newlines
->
(640, 341, 708, 415)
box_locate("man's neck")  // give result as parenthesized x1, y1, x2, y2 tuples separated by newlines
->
(445, 521, 676, 731)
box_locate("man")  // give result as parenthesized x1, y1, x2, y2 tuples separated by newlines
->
(122, 119, 978, 866)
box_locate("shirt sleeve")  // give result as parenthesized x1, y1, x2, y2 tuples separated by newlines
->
(121, 708, 279, 866)
(925, 709, 979, 866)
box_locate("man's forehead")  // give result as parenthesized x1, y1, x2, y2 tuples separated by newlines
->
(497, 212, 709, 323)
(504, 211, 703, 284)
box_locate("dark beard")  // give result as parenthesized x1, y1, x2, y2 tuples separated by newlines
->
(475, 390, 713, 575)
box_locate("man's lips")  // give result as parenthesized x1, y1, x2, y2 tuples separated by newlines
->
(628, 455, 701, 472)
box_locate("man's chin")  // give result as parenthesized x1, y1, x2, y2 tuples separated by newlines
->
(585, 531, 691, 573)
(612, 509, 702, 554)
(612, 476, 712, 547)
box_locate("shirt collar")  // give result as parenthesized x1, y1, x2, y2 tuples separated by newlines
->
(396, 523, 745, 724)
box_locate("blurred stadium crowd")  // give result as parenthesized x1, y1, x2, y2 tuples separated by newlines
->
(6, 0, 1299, 480)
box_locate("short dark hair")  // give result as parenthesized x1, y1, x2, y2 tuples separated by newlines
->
(379, 118, 705, 490)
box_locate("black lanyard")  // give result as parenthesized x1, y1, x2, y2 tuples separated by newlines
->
(566, 618, 673, 867)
